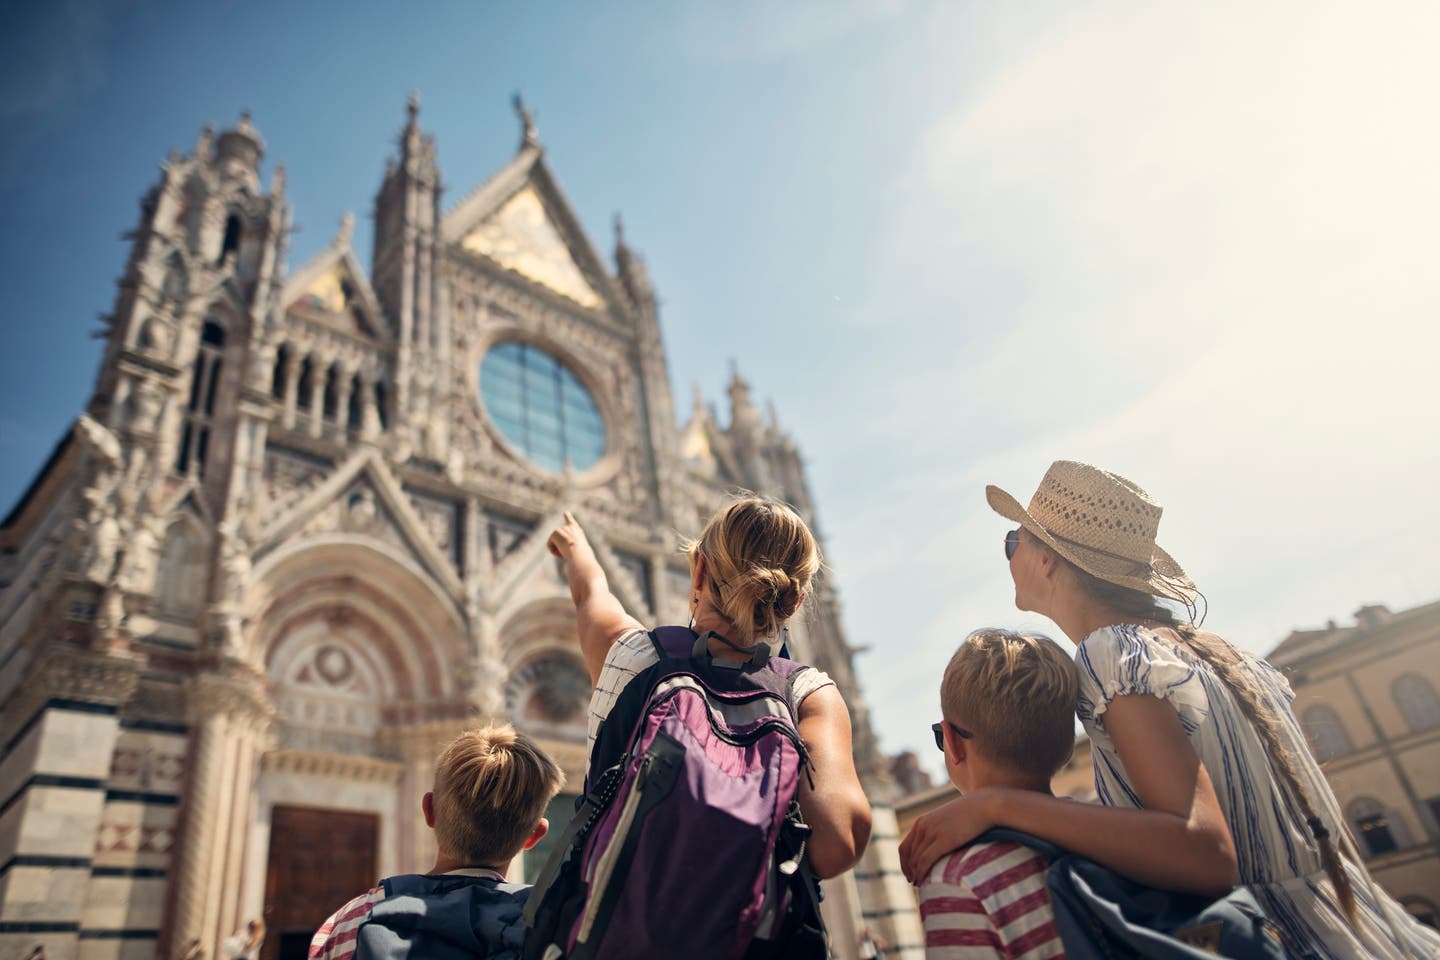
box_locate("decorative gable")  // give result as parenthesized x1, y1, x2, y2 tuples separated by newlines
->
(459, 186, 602, 308)
(287, 258, 381, 337)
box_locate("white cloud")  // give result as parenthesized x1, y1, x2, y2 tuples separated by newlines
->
(824, 0, 1440, 779)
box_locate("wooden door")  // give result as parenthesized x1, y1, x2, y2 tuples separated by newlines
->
(262, 806, 379, 960)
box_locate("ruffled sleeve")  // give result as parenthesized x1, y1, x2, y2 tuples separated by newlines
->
(1075, 625, 1211, 734)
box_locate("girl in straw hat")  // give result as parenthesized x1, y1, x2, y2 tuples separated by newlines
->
(899, 461, 1439, 959)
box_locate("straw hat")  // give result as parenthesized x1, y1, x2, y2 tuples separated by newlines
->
(986, 460, 1198, 604)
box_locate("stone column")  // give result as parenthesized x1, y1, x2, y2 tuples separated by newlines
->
(334, 364, 355, 435)
(167, 670, 273, 960)
(281, 351, 301, 430)
(306, 358, 327, 438)
(359, 371, 381, 441)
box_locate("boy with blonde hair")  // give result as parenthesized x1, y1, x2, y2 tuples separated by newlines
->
(311, 724, 564, 960)
(919, 629, 1078, 960)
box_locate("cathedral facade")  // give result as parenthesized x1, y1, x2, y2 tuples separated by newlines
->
(0, 100, 921, 960)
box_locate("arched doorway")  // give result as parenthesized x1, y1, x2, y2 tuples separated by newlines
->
(244, 538, 469, 960)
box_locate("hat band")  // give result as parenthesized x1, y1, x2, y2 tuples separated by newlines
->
(1038, 526, 1153, 575)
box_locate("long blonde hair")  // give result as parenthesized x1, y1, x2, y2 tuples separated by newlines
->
(1059, 558, 1357, 924)
(685, 496, 820, 644)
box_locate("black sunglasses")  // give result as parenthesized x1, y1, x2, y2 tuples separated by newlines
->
(931, 720, 973, 751)
(1004, 528, 1021, 561)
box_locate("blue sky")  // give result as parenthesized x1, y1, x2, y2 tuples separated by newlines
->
(4, 1, 1438, 779)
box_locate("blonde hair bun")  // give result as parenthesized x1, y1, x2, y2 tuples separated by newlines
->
(686, 497, 819, 642)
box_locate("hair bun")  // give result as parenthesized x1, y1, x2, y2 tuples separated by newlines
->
(751, 567, 802, 621)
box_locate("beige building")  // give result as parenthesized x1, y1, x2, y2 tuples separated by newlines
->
(1268, 600, 1440, 928)
(0, 100, 922, 960)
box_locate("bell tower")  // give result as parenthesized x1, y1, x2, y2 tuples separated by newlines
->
(82, 111, 288, 607)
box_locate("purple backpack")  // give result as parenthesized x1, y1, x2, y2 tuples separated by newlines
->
(522, 626, 828, 960)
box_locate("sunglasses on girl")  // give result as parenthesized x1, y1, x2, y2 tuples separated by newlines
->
(1004, 528, 1021, 560)
(931, 720, 973, 751)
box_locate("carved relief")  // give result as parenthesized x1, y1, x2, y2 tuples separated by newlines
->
(274, 635, 381, 757)
(484, 511, 533, 566)
(262, 445, 329, 507)
(406, 489, 459, 566)
(505, 652, 590, 732)
(126, 377, 168, 435)
(109, 742, 186, 793)
(119, 513, 164, 595)
(96, 822, 176, 856)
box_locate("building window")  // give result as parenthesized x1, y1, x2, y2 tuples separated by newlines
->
(219, 213, 242, 264)
(271, 344, 290, 400)
(323, 364, 341, 420)
(296, 356, 314, 410)
(348, 372, 364, 429)
(1392, 674, 1440, 732)
(1349, 796, 1399, 857)
(176, 320, 225, 478)
(480, 341, 605, 473)
(374, 380, 389, 430)
(1300, 704, 1352, 761)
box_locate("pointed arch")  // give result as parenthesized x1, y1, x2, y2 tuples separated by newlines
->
(155, 512, 212, 619)
(248, 537, 471, 708)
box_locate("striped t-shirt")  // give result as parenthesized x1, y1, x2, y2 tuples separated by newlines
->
(919, 840, 1064, 959)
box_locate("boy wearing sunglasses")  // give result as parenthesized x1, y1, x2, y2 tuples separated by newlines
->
(918, 629, 1078, 959)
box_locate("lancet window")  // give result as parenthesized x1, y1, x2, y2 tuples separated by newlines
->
(175, 320, 225, 478)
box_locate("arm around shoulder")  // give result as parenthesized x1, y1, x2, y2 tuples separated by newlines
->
(795, 683, 872, 879)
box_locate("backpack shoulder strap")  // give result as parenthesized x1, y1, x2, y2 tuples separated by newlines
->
(648, 625, 699, 660)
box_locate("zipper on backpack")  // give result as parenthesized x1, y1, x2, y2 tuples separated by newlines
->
(577, 753, 654, 944)
(643, 686, 811, 763)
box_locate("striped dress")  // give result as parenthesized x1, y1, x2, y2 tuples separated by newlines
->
(1076, 624, 1440, 959)
(920, 840, 1065, 958)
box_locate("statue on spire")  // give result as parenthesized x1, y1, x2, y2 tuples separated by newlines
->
(335, 211, 355, 248)
(512, 93, 540, 149)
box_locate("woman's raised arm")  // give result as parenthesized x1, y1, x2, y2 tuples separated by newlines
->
(547, 512, 644, 684)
